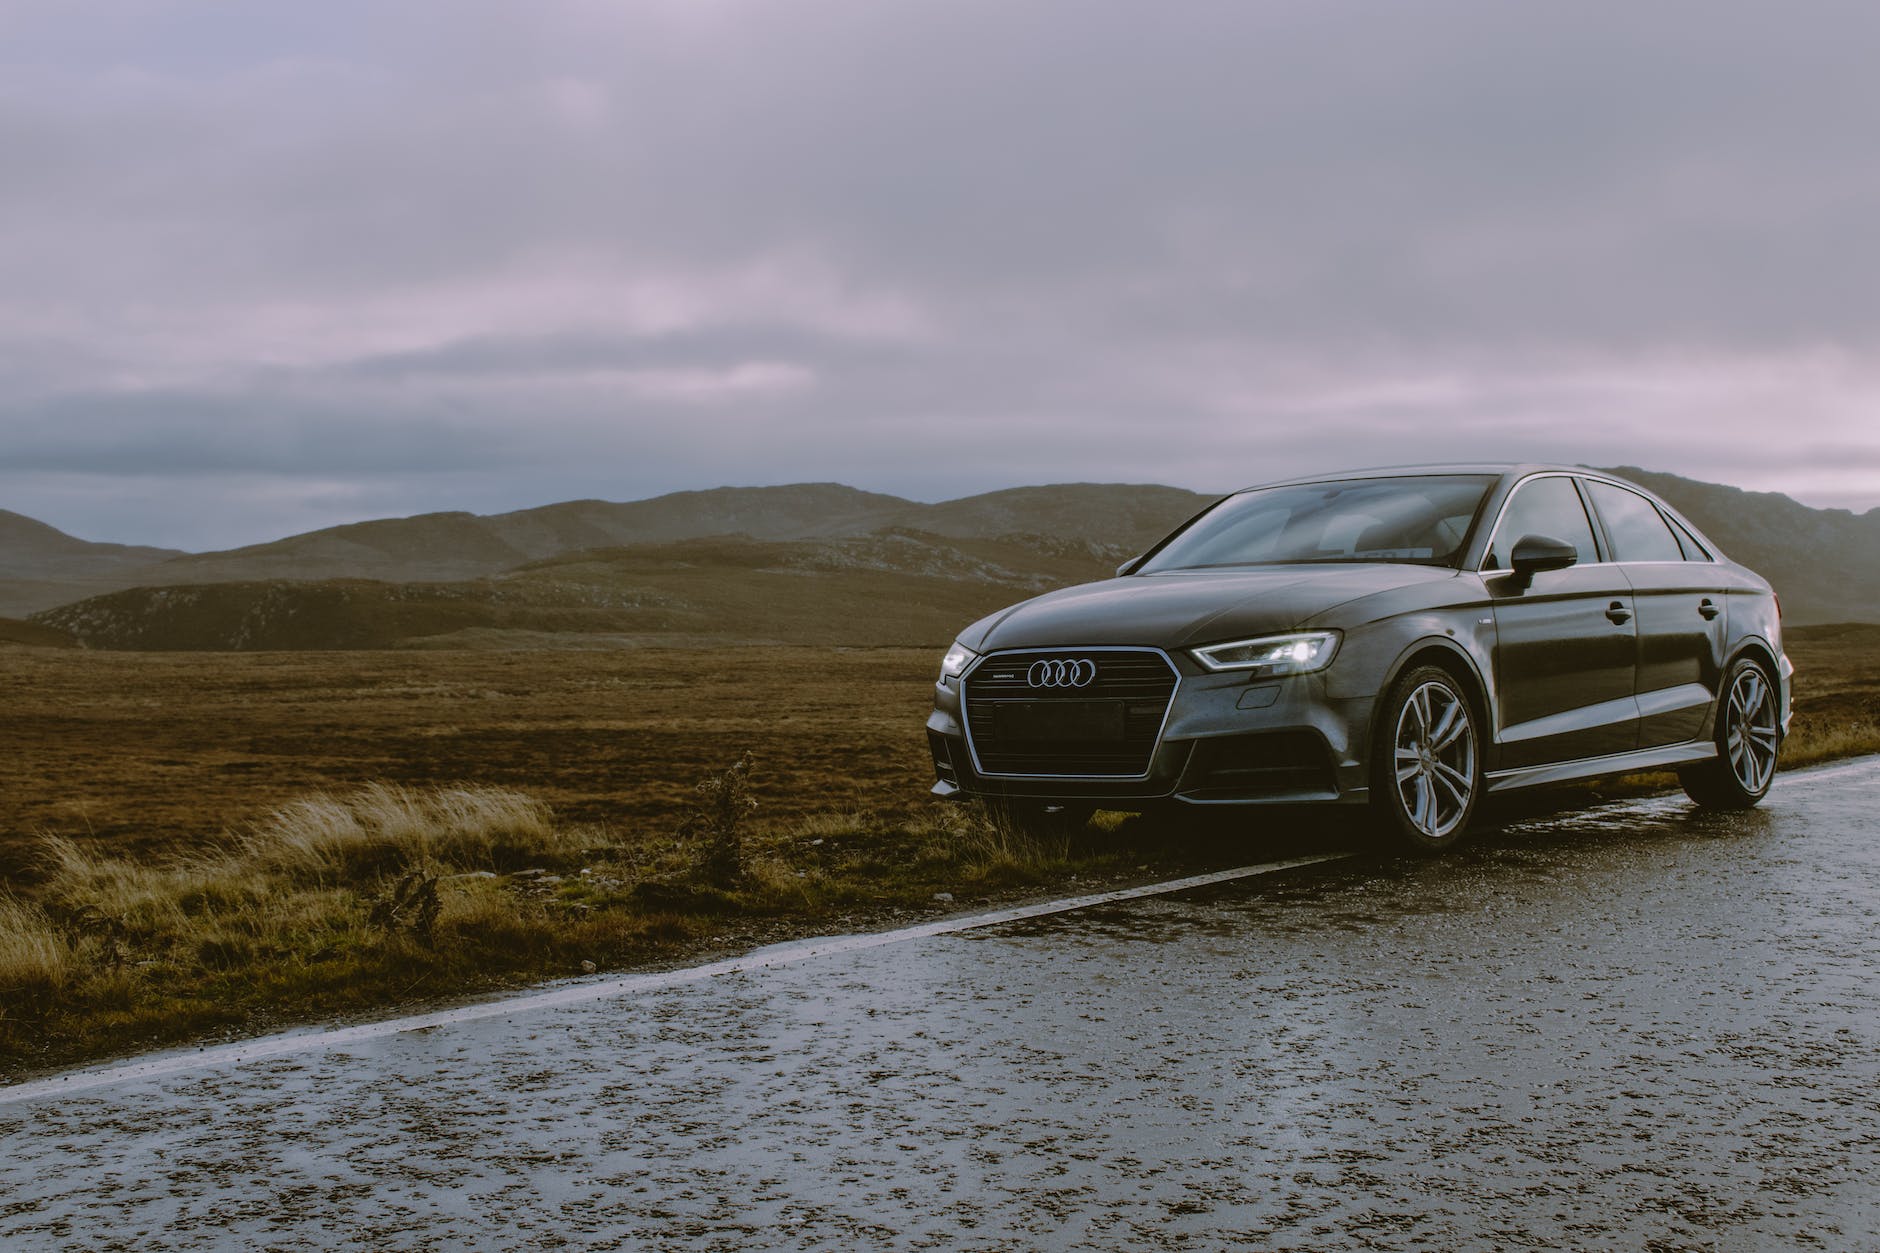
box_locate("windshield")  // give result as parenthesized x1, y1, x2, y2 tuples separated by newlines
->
(1139, 475, 1496, 572)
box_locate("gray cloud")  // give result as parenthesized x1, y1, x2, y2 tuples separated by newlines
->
(2, 0, 1879, 550)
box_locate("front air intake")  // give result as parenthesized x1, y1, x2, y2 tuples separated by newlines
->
(962, 648, 1179, 778)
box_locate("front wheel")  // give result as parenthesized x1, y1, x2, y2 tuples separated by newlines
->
(1679, 659, 1780, 810)
(1370, 665, 1482, 853)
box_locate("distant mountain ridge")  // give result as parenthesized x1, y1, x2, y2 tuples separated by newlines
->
(151, 481, 1213, 582)
(156, 483, 925, 585)
(0, 509, 186, 620)
(0, 509, 182, 578)
(0, 482, 1213, 618)
(5, 471, 1877, 644)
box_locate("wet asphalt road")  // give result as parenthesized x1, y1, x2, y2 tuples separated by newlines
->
(4, 760, 1878, 1252)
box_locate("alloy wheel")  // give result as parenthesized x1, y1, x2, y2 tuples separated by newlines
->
(1393, 680, 1477, 840)
(1725, 666, 1779, 794)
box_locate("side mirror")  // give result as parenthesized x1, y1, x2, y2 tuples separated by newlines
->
(1115, 555, 1144, 577)
(1510, 533, 1579, 578)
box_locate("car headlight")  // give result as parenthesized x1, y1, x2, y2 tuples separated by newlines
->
(1191, 631, 1340, 675)
(940, 642, 978, 680)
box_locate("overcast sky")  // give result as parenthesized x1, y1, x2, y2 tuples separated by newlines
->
(4, 1, 1879, 550)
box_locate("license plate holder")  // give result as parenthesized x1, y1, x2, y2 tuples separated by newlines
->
(997, 700, 1127, 742)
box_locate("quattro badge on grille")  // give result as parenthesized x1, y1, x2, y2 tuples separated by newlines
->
(1026, 658, 1097, 688)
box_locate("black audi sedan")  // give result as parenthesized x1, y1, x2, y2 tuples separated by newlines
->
(926, 464, 1792, 851)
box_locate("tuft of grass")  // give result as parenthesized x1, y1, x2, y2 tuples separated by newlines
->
(0, 783, 617, 1070)
(934, 803, 1079, 881)
(755, 799, 1099, 907)
(677, 751, 757, 888)
(0, 898, 70, 1010)
(243, 783, 566, 885)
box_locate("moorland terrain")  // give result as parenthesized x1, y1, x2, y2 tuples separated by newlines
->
(2, 470, 1877, 1072)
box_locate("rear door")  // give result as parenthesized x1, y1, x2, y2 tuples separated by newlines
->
(1483, 474, 1639, 768)
(1582, 479, 1726, 747)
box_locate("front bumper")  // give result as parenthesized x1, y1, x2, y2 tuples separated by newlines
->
(926, 649, 1375, 808)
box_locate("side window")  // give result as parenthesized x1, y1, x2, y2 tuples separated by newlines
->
(1484, 477, 1600, 570)
(1586, 481, 1684, 563)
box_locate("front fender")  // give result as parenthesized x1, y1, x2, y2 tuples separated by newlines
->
(1321, 614, 1499, 738)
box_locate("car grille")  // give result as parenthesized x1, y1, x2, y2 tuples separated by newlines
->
(962, 648, 1179, 777)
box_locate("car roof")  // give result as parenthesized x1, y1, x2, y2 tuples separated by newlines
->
(1234, 463, 1625, 493)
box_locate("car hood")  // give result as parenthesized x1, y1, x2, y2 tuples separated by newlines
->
(963, 564, 1460, 652)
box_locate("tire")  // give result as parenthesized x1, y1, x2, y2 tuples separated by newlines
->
(1679, 658, 1780, 810)
(1371, 665, 1482, 853)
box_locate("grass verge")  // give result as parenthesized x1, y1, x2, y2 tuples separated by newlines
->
(1781, 713, 1880, 768)
(0, 781, 1141, 1074)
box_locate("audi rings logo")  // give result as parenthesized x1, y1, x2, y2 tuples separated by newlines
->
(1026, 658, 1098, 689)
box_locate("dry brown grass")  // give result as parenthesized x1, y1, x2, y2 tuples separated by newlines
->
(241, 783, 567, 885)
(955, 806, 1078, 873)
(1781, 716, 1880, 768)
(0, 783, 610, 1066)
(0, 774, 1134, 1072)
(0, 898, 70, 1006)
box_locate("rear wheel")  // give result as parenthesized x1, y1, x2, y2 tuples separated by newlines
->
(1679, 658, 1779, 809)
(1371, 665, 1481, 853)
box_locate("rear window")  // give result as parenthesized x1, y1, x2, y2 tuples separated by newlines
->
(1585, 481, 1684, 563)
(1668, 515, 1713, 561)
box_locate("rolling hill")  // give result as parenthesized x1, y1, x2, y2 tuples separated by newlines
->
(1, 482, 1211, 618)
(32, 530, 1125, 650)
(145, 483, 925, 587)
(8, 469, 1877, 648)
(0, 510, 183, 619)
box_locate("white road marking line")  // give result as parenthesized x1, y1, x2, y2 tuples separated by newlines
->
(1, 852, 1352, 1105)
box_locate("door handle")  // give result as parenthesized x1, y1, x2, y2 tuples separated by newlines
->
(1605, 601, 1632, 625)
(1698, 598, 1720, 620)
